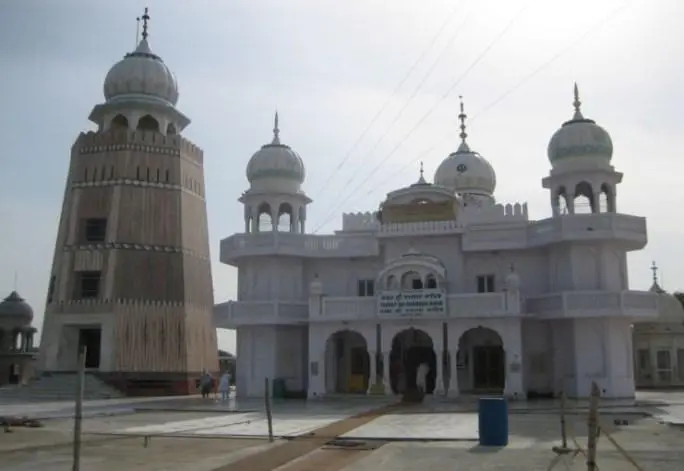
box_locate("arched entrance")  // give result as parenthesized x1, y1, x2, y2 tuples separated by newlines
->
(324, 330, 370, 394)
(457, 327, 505, 394)
(390, 328, 437, 394)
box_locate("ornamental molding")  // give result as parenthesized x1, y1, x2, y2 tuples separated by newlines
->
(63, 243, 210, 261)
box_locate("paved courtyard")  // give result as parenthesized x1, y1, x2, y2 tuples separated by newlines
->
(2, 391, 684, 470)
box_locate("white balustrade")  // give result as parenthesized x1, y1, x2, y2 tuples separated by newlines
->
(527, 290, 659, 319)
(213, 301, 308, 327)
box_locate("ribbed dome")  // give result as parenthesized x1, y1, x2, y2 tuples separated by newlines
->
(434, 142, 497, 195)
(246, 113, 305, 186)
(0, 291, 33, 321)
(103, 38, 179, 106)
(548, 85, 613, 165)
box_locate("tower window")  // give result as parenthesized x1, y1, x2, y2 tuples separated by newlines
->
(146, 168, 150, 182)
(476, 274, 496, 293)
(357, 279, 375, 297)
(165, 170, 170, 183)
(110, 166, 115, 179)
(82, 218, 107, 242)
(76, 271, 101, 299)
(84, 167, 89, 181)
(47, 275, 56, 303)
(156, 169, 160, 182)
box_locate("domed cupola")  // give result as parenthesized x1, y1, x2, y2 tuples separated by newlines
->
(103, 10, 178, 107)
(547, 84, 613, 168)
(434, 97, 496, 197)
(246, 112, 306, 193)
(0, 291, 33, 323)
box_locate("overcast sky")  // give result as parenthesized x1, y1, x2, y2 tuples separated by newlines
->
(1, 0, 682, 354)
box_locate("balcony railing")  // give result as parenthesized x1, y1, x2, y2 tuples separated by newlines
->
(526, 290, 659, 319)
(220, 231, 379, 263)
(213, 301, 309, 327)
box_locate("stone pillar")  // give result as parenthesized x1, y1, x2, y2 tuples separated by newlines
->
(382, 351, 392, 395)
(434, 350, 445, 396)
(448, 350, 459, 397)
(367, 350, 377, 394)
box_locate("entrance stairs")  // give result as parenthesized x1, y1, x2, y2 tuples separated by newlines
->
(0, 373, 124, 402)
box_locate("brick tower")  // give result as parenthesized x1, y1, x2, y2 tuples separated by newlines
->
(37, 10, 218, 394)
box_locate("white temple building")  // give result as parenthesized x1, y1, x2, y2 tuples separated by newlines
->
(214, 86, 666, 399)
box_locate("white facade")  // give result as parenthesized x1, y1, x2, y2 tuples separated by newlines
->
(214, 90, 663, 400)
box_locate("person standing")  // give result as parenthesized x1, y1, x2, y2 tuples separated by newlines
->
(218, 371, 232, 401)
(199, 370, 213, 399)
(416, 362, 430, 396)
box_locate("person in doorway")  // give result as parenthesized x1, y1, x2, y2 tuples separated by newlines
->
(199, 370, 213, 399)
(416, 362, 430, 396)
(218, 371, 232, 401)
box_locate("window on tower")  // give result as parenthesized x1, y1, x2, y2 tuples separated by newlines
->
(76, 271, 101, 299)
(82, 218, 107, 243)
(357, 279, 375, 297)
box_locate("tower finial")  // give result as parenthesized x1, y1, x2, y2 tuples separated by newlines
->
(650, 260, 659, 284)
(416, 161, 426, 183)
(458, 95, 468, 143)
(572, 82, 584, 120)
(141, 7, 150, 40)
(272, 110, 280, 144)
(457, 95, 471, 152)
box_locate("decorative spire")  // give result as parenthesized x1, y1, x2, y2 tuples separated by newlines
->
(649, 260, 665, 293)
(457, 95, 470, 152)
(272, 110, 281, 144)
(417, 161, 426, 184)
(136, 16, 141, 46)
(141, 7, 150, 40)
(572, 82, 584, 120)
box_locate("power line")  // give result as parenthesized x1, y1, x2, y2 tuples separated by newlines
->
(313, 1, 475, 199)
(309, 0, 468, 198)
(328, 0, 635, 215)
(312, 1, 534, 233)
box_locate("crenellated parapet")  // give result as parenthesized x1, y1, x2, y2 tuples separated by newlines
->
(461, 202, 529, 225)
(342, 212, 379, 232)
(75, 130, 204, 163)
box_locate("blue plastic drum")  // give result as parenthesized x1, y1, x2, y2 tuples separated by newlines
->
(478, 397, 509, 447)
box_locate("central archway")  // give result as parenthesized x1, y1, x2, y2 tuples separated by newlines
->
(390, 328, 437, 394)
(457, 327, 505, 394)
(324, 330, 370, 394)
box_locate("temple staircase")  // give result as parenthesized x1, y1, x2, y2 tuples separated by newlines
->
(0, 373, 124, 402)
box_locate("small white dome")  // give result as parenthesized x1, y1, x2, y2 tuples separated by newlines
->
(547, 85, 612, 165)
(434, 142, 496, 195)
(246, 113, 305, 188)
(104, 38, 179, 106)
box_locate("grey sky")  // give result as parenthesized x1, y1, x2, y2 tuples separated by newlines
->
(1, 0, 682, 354)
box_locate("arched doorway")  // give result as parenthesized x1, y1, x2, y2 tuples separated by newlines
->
(390, 328, 436, 394)
(457, 327, 505, 394)
(324, 330, 370, 394)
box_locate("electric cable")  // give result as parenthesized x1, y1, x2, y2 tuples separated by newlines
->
(309, 0, 469, 198)
(331, 0, 635, 211)
(312, 1, 534, 233)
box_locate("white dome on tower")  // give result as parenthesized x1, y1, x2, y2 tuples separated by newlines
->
(434, 98, 496, 196)
(547, 84, 613, 166)
(246, 112, 306, 193)
(103, 11, 179, 106)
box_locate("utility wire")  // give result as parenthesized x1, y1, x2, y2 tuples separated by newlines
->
(313, 3, 476, 199)
(312, 1, 534, 233)
(309, 0, 468, 198)
(331, 0, 635, 212)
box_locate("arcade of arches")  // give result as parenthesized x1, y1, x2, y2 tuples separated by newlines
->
(322, 325, 507, 396)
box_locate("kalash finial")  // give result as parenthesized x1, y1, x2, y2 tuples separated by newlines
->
(457, 95, 470, 152)
(651, 260, 659, 284)
(141, 7, 150, 40)
(572, 82, 584, 120)
(417, 161, 426, 183)
(272, 110, 281, 144)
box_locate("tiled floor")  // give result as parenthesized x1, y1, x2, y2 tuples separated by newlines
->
(341, 413, 479, 440)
